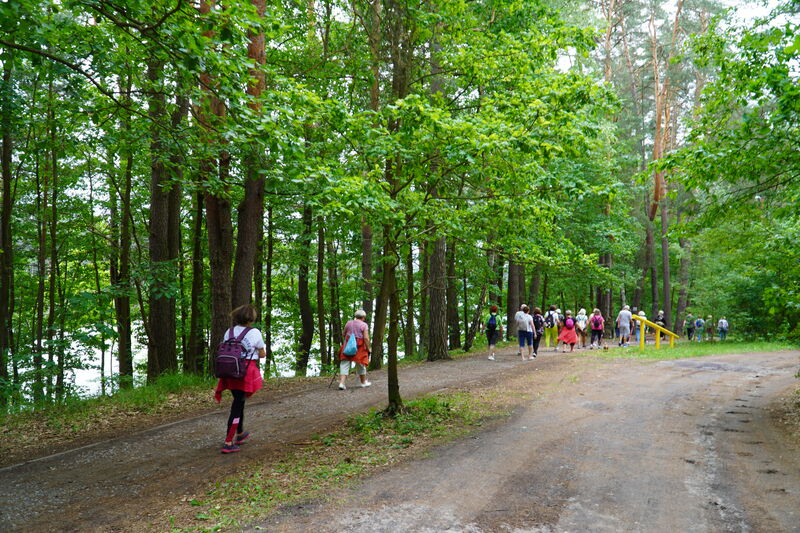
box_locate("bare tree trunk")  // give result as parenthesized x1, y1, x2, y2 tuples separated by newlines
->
(660, 197, 672, 328)
(506, 261, 521, 340)
(316, 219, 328, 366)
(186, 189, 205, 374)
(198, 0, 233, 360)
(541, 272, 549, 314)
(146, 58, 183, 381)
(0, 54, 13, 402)
(403, 240, 415, 359)
(418, 241, 428, 356)
(385, 256, 403, 415)
(446, 239, 460, 349)
(675, 211, 691, 333)
(528, 265, 541, 311)
(33, 154, 46, 403)
(264, 205, 274, 373)
(647, 220, 659, 318)
(426, 234, 449, 360)
(360, 0, 381, 321)
(327, 238, 343, 358)
(111, 68, 134, 387)
(296, 203, 314, 375)
(45, 91, 58, 401)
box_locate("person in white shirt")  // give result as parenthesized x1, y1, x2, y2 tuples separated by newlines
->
(616, 305, 633, 347)
(514, 304, 535, 360)
(717, 316, 729, 340)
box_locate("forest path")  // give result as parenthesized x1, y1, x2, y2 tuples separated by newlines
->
(1, 348, 798, 532)
(254, 350, 800, 533)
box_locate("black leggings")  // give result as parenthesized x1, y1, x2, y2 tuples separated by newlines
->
(591, 329, 603, 345)
(227, 390, 246, 434)
(532, 335, 541, 355)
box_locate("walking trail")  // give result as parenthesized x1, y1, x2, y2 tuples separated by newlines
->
(1, 346, 798, 532)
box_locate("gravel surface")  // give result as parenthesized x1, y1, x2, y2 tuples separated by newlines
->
(255, 351, 800, 533)
(1, 348, 798, 533)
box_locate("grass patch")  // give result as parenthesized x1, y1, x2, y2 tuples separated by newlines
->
(585, 341, 796, 361)
(164, 391, 514, 533)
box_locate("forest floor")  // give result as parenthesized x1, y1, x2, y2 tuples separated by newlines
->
(2, 344, 799, 532)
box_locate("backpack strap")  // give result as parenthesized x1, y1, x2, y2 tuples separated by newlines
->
(235, 326, 253, 342)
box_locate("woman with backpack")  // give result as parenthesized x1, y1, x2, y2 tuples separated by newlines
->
(694, 315, 706, 342)
(543, 305, 559, 351)
(558, 310, 579, 352)
(532, 307, 545, 357)
(338, 309, 372, 390)
(589, 308, 604, 349)
(214, 304, 267, 454)
(486, 305, 503, 361)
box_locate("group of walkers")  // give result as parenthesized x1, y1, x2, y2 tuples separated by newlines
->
(683, 312, 730, 342)
(214, 302, 731, 453)
(214, 305, 374, 454)
(489, 304, 734, 356)
(485, 304, 609, 361)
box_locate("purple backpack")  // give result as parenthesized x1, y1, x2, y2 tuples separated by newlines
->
(214, 327, 253, 379)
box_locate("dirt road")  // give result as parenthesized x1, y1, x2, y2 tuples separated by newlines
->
(1, 348, 798, 532)
(255, 351, 800, 533)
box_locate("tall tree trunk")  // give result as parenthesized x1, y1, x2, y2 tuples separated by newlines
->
(33, 154, 46, 404)
(264, 205, 274, 373)
(418, 241, 428, 356)
(326, 239, 343, 359)
(426, 234, 448, 360)
(361, 223, 374, 319)
(384, 255, 403, 416)
(528, 265, 541, 311)
(88, 174, 107, 395)
(110, 67, 134, 387)
(371, 230, 393, 370)
(254, 214, 264, 323)
(446, 239, 460, 349)
(45, 90, 58, 401)
(541, 272, 549, 315)
(403, 240, 415, 359)
(146, 59, 182, 381)
(296, 203, 315, 375)
(647, 220, 658, 318)
(660, 197, 672, 329)
(506, 261, 521, 340)
(186, 189, 205, 374)
(231, 1, 266, 309)
(0, 53, 13, 403)
(360, 0, 381, 321)
(316, 219, 328, 366)
(199, 0, 233, 360)
(675, 212, 691, 333)
(517, 264, 526, 308)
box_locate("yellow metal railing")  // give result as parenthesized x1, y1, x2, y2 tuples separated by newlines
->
(631, 315, 679, 349)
